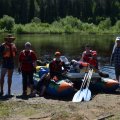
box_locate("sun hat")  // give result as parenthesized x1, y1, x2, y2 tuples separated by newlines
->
(4, 34, 16, 41)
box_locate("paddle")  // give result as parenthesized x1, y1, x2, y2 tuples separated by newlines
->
(89, 64, 109, 78)
(79, 61, 109, 78)
(72, 68, 92, 102)
(83, 69, 93, 101)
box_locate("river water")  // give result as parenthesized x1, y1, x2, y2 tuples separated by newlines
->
(0, 33, 118, 95)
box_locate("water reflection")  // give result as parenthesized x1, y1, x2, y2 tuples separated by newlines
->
(0, 68, 22, 95)
(100, 65, 115, 79)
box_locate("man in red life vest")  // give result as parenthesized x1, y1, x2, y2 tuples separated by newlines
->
(0, 34, 17, 96)
(19, 42, 37, 96)
(81, 45, 98, 69)
(49, 51, 67, 80)
(81, 45, 109, 77)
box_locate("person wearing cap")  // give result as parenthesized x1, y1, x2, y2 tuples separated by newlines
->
(18, 42, 37, 96)
(110, 37, 120, 81)
(49, 51, 67, 80)
(0, 34, 17, 96)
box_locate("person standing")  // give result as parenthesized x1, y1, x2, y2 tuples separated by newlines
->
(0, 34, 17, 96)
(18, 42, 37, 96)
(111, 37, 120, 82)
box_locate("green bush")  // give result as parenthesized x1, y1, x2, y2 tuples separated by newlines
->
(114, 20, 120, 30)
(82, 23, 94, 30)
(31, 17, 41, 23)
(96, 16, 105, 24)
(0, 15, 15, 31)
(52, 21, 63, 28)
(59, 16, 81, 28)
(76, 20, 83, 30)
(14, 24, 25, 34)
(98, 18, 111, 30)
(64, 25, 73, 34)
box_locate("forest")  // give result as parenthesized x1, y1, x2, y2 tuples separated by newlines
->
(0, 0, 120, 24)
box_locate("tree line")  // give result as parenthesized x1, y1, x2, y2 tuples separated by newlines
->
(0, 0, 120, 25)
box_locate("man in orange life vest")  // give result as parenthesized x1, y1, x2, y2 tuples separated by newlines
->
(49, 51, 67, 80)
(0, 34, 17, 96)
(18, 42, 37, 96)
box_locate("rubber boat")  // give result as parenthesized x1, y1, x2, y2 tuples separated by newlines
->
(33, 65, 74, 97)
(90, 77, 119, 92)
(46, 79, 74, 97)
(66, 72, 119, 92)
(34, 62, 119, 94)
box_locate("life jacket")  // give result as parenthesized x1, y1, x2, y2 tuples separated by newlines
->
(83, 50, 98, 68)
(2, 43, 16, 58)
(50, 60, 64, 73)
(19, 50, 37, 72)
(21, 50, 33, 64)
(83, 50, 92, 62)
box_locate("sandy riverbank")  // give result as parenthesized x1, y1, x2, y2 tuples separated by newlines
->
(0, 89, 120, 120)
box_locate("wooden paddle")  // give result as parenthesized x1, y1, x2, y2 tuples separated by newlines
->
(72, 68, 92, 102)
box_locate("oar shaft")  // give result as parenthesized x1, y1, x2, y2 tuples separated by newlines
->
(83, 69, 93, 101)
(80, 73, 88, 88)
(86, 69, 93, 88)
(80, 68, 92, 92)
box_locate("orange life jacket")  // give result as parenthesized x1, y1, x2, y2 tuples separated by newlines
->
(2, 43, 16, 58)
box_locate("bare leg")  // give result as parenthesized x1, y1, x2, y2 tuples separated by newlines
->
(8, 69, 13, 95)
(40, 73, 50, 96)
(0, 68, 7, 95)
(30, 84, 34, 93)
(40, 86, 46, 96)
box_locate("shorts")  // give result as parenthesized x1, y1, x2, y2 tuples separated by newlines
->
(1, 68, 13, 77)
(2, 58, 14, 69)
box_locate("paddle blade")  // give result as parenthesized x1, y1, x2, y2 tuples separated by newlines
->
(83, 88, 91, 101)
(72, 90, 84, 102)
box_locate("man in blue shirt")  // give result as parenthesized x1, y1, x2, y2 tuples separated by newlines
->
(111, 37, 120, 81)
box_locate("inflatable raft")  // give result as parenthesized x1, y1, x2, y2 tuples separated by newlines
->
(33, 66, 74, 97)
(46, 79, 74, 97)
(66, 71, 119, 92)
(34, 65, 119, 94)
(91, 77, 119, 92)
